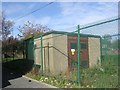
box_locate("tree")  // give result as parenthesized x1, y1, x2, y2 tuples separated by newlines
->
(2, 36, 24, 58)
(2, 36, 17, 54)
(0, 12, 14, 57)
(0, 12, 14, 41)
(18, 21, 51, 39)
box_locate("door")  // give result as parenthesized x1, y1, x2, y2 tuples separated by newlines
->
(80, 38, 89, 68)
(68, 36, 89, 70)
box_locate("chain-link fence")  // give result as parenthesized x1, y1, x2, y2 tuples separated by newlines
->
(79, 17, 119, 88)
(102, 34, 120, 65)
(24, 17, 119, 88)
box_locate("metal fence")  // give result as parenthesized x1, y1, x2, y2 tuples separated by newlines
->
(102, 34, 120, 65)
(24, 16, 119, 88)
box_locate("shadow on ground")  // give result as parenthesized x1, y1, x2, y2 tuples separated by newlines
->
(2, 59, 34, 88)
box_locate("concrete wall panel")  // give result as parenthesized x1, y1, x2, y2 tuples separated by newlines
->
(88, 37, 101, 68)
(52, 34, 68, 75)
(42, 34, 54, 74)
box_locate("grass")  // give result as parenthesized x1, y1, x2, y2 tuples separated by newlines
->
(26, 72, 80, 88)
(80, 55, 119, 88)
(21, 55, 119, 88)
(80, 66, 118, 88)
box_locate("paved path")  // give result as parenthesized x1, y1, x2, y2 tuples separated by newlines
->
(2, 67, 57, 88)
(5, 76, 56, 88)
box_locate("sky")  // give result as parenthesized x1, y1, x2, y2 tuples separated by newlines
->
(2, 1, 118, 37)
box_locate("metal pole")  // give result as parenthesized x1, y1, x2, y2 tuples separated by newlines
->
(100, 37, 102, 64)
(104, 37, 107, 59)
(47, 42, 50, 73)
(40, 36, 43, 74)
(13, 43, 14, 60)
(25, 39, 27, 60)
(77, 25, 81, 86)
(23, 40, 25, 59)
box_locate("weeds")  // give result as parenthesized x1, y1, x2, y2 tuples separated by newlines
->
(26, 55, 118, 88)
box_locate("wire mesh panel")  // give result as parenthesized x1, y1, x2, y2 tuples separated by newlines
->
(79, 17, 119, 88)
(102, 35, 119, 65)
(24, 17, 119, 88)
(25, 38, 34, 60)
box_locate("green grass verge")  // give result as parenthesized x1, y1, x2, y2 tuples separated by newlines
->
(25, 54, 119, 88)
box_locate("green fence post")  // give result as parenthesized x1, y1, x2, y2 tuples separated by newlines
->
(77, 25, 81, 86)
(40, 35, 43, 74)
(100, 37, 102, 63)
(104, 37, 107, 59)
(33, 42, 35, 64)
(23, 40, 25, 60)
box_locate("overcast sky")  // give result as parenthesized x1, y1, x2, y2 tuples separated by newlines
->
(2, 1, 118, 36)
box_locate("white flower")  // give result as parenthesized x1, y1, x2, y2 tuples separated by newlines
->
(68, 83, 71, 85)
(54, 80, 57, 82)
(45, 77, 48, 80)
(64, 86, 67, 88)
(86, 85, 89, 87)
(67, 83, 71, 86)
(99, 68, 104, 72)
